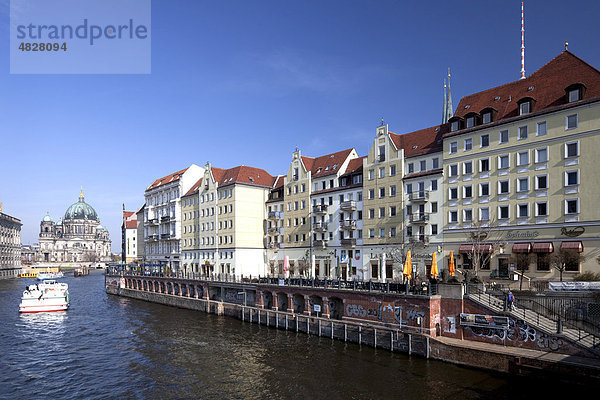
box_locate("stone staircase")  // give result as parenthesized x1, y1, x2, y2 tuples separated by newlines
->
(467, 290, 599, 351)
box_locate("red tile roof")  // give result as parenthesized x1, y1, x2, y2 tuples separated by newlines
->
(301, 148, 355, 178)
(123, 211, 135, 219)
(146, 167, 189, 191)
(451, 51, 600, 130)
(217, 165, 274, 188)
(125, 220, 137, 229)
(183, 177, 204, 197)
(272, 175, 285, 189)
(341, 156, 365, 176)
(387, 126, 445, 159)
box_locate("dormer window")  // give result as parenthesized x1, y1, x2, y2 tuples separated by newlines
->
(466, 116, 475, 128)
(519, 101, 530, 115)
(569, 88, 580, 103)
(450, 119, 461, 132)
(482, 112, 491, 124)
(565, 83, 585, 103)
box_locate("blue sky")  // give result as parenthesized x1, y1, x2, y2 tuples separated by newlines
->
(1, 0, 599, 252)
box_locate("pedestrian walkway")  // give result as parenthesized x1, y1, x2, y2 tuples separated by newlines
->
(433, 335, 600, 371)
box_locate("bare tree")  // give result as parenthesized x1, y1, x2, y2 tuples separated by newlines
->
(510, 252, 535, 290)
(548, 249, 585, 282)
(464, 218, 506, 282)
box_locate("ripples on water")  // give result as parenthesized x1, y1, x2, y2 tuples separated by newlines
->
(0, 271, 590, 399)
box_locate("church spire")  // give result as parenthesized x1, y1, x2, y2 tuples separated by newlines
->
(442, 68, 453, 124)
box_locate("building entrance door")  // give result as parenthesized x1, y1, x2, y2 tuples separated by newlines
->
(498, 258, 509, 278)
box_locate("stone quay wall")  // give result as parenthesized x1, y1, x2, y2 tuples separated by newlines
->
(105, 274, 600, 379)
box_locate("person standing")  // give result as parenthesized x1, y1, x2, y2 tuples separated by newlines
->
(507, 290, 516, 311)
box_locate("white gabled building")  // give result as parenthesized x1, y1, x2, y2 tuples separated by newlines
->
(144, 164, 204, 273)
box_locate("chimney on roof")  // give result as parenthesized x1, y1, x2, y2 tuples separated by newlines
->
(442, 68, 453, 124)
(520, 2, 526, 80)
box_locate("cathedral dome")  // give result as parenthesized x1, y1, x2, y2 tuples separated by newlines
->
(64, 193, 99, 221)
(42, 212, 53, 223)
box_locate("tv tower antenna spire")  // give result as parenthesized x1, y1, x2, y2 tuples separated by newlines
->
(520, 1, 525, 80)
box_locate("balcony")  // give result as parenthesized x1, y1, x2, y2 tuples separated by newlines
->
(313, 221, 328, 232)
(268, 227, 283, 235)
(313, 239, 328, 249)
(341, 238, 356, 248)
(148, 218, 159, 225)
(340, 200, 357, 211)
(377, 154, 385, 163)
(160, 233, 172, 239)
(268, 211, 282, 220)
(409, 191, 429, 202)
(340, 219, 357, 230)
(409, 235, 429, 244)
(268, 242, 284, 249)
(148, 234, 159, 241)
(313, 204, 328, 214)
(410, 213, 430, 224)
(161, 216, 171, 223)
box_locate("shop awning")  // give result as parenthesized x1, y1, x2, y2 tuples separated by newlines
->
(458, 244, 492, 253)
(560, 241, 583, 252)
(512, 243, 532, 253)
(532, 242, 554, 253)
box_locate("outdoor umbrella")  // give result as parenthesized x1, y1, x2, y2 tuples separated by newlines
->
(403, 251, 412, 280)
(431, 252, 438, 278)
(448, 251, 455, 277)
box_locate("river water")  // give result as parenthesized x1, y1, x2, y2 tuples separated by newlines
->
(0, 270, 590, 399)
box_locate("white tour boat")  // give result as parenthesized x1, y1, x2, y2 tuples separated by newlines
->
(37, 271, 64, 280)
(19, 280, 70, 313)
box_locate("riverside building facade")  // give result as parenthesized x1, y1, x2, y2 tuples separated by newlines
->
(132, 50, 600, 284)
(442, 50, 600, 281)
(0, 207, 22, 279)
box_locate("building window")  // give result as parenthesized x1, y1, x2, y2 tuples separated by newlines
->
(517, 203, 529, 218)
(536, 202, 548, 216)
(390, 227, 396, 238)
(565, 170, 579, 186)
(463, 185, 473, 199)
(431, 202, 438, 213)
(379, 208, 385, 218)
(368, 169, 375, 180)
(390, 206, 397, 217)
(519, 101, 530, 115)
(432, 158, 439, 169)
(536, 175, 548, 190)
(464, 138, 473, 151)
(517, 151, 529, 166)
(431, 224, 438, 235)
(536, 121, 547, 136)
(449, 187, 458, 200)
(368, 189, 375, 200)
(466, 116, 475, 128)
(379, 228, 385, 238)
(449, 210, 458, 223)
(481, 134, 490, 148)
(479, 207, 490, 221)
(537, 253, 550, 271)
(499, 129, 509, 144)
(379, 167, 385, 178)
(498, 180, 509, 194)
(390, 185, 397, 197)
(390, 165, 396, 176)
(517, 177, 529, 192)
(407, 163, 414, 173)
(566, 114, 578, 130)
(565, 198, 579, 214)
(379, 187, 385, 198)
(568, 88, 580, 103)
(535, 147, 548, 163)
(479, 158, 490, 172)
(482, 112, 491, 124)
(565, 141, 579, 158)
(449, 141, 458, 154)
(431, 179, 438, 191)
(518, 126, 528, 140)
(463, 161, 473, 175)
(369, 209, 375, 219)
(451, 121, 459, 132)
(420, 160, 427, 171)
(449, 164, 458, 177)
(480, 182, 490, 197)
(498, 205, 509, 219)
(498, 154, 509, 170)
(406, 183, 413, 194)
(463, 209, 473, 222)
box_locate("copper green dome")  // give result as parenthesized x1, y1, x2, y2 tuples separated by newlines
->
(64, 193, 99, 221)
(42, 212, 53, 223)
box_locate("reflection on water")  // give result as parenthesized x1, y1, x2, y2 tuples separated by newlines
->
(0, 272, 591, 399)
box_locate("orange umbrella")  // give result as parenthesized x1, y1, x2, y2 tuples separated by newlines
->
(431, 252, 438, 278)
(448, 251, 455, 276)
(403, 251, 412, 280)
